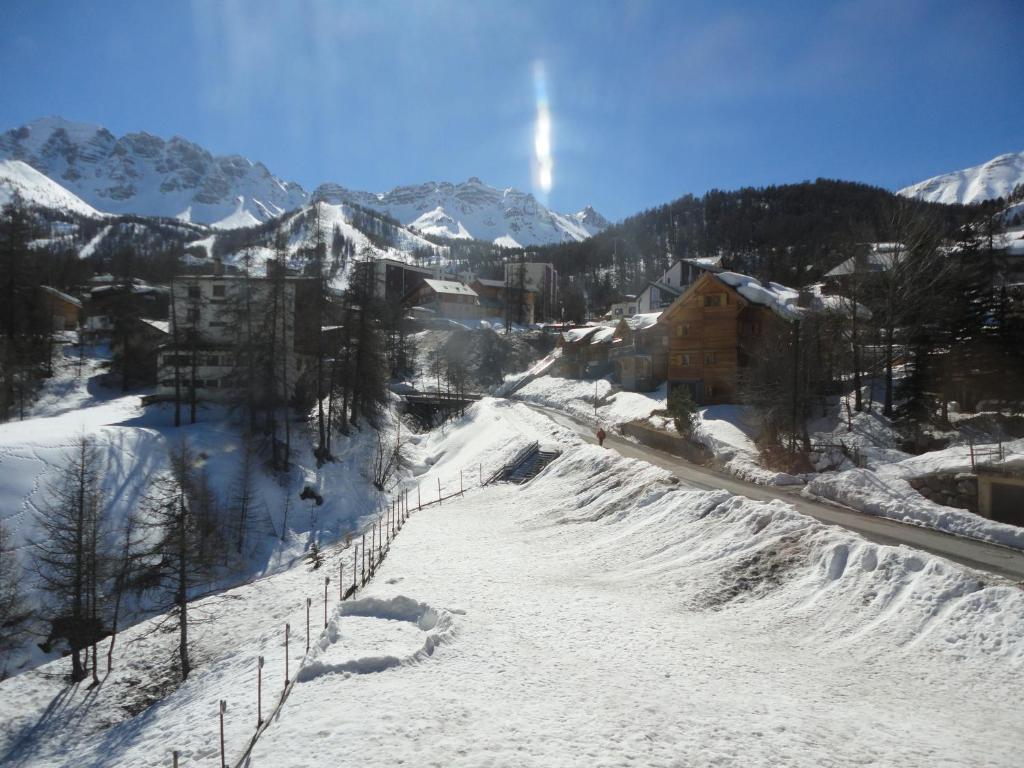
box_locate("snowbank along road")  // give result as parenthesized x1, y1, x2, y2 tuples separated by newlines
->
(2, 398, 1022, 767)
(526, 402, 1024, 581)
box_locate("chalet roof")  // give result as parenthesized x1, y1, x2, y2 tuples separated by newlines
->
(679, 256, 723, 272)
(422, 279, 478, 297)
(824, 250, 897, 278)
(473, 278, 507, 288)
(715, 272, 805, 321)
(40, 285, 82, 308)
(561, 326, 600, 344)
(642, 280, 682, 297)
(590, 326, 616, 344)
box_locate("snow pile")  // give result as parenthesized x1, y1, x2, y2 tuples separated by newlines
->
(688, 405, 802, 486)
(807, 438, 1024, 550)
(516, 374, 668, 426)
(622, 311, 661, 330)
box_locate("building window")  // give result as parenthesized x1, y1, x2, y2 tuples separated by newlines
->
(703, 294, 722, 307)
(705, 351, 716, 365)
(683, 353, 693, 366)
(212, 284, 226, 298)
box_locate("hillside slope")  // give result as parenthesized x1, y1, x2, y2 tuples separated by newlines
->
(899, 151, 1024, 204)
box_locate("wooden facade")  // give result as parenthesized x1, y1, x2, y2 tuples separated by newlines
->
(658, 273, 787, 404)
(610, 316, 668, 392)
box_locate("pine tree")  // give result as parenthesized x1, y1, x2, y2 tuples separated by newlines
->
(32, 435, 107, 682)
(0, 520, 31, 679)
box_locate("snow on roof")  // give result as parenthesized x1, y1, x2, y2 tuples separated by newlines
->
(680, 256, 723, 270)
(474, 277, 507, 288)
(561, 326, 599, 343)
(40, 285, 82, 307)
(715, 272, 804, 321)
(624, 312, 662, 331)
(590, 326, 616, 344)
(141, 319, 170, 334)
(423, 279, 478, 297)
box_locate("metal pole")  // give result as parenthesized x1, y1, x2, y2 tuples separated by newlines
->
(460, 470, 463, 495)
(361, 534, 366, 584)
(418, 484, 421, 510)
(339, 558, 344, 600)
(352, 545, 357, 592)
(438, 478, 442, 504)
(219, 700, 227, 768)
(257, 656, 264, 726)
(306, 597, 311, 652)
(284, 623, 289, 687)
(324, 577, 330, 628)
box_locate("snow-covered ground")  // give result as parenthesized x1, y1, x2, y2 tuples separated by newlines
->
(0, 339, 401, 676)
(3, 397, 1023, 766)
(516, 374, 668, 427)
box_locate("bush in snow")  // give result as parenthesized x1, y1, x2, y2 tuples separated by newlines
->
(668, 386, 698, 436)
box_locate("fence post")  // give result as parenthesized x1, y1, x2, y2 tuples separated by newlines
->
(257, 655, 264, 727)
(969, 439, 975, 469)
(173, 751, 179, 768)
(339, 559, 344, 600)
(305, 598, 311, 653)
(418, 484, 421, 510)
(361, 534, 366, 585)
(324, 577, 330, 628)
(438, 478, 442, 504)
(219, 700, 227, 768)
(284, 623, 290, 687)
(352, 546, 357, 592)
(460, 470, 463, 496)
(479, 462, 482, 485)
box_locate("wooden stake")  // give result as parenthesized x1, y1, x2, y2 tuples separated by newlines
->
(284, 623, 290, 687)
(173, 751, 179, 768)
(324, 577, 330, 628)
(305, 598, 311, 652)
(219, 700, 227, 768)
(257, 656, 264, 727)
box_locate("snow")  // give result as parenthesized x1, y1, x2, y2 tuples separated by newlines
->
(807, 438, 1024, 550)
(0, 340, 405, 676)
(314, 177, 608, 246)
(211, 196, 263, 229)
(898, 150, 1024, 205)
(716, 271, 804, 321)
(622, 311, 661, 331)
(1, 117, 309, 225)
(2, 398, 1024, 766)
(78, 224, 113, 259)
(422, 278, 477, 297)
(516, 374, 667, 427)
(0, 159, 103, 217)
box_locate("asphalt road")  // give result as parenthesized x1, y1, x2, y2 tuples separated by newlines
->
(525, 402, 1024, 581)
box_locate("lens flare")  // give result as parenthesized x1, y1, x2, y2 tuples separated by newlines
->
(532, 61, 553, 195)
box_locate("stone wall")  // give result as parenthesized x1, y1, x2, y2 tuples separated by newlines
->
(908, 472, 978, 513)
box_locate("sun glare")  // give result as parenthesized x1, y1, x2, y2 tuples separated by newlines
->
(533, 61, 553, 195)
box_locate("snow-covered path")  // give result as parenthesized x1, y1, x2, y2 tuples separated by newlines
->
(249, 402, 1024, 768)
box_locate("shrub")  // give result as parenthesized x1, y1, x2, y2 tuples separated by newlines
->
(668, 386, 698, 435)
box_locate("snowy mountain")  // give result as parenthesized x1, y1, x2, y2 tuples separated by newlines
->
(314, 177, 609, 246)
(0, 117, 308, 226)
(898, 150, 1024, 205)
(0, 159, 103, 217)
(0, 117, 608, 244)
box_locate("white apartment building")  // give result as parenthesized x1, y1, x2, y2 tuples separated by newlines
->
(156, 273, 316, 403)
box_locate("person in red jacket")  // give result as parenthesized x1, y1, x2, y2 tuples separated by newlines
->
(596, 426, 607, 447)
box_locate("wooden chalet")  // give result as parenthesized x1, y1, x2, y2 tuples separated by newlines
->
(39, 285, 82, 331)
(556, 326, 615, 378)
(658, 272, 796, 404)
(609, 313, 668, 392)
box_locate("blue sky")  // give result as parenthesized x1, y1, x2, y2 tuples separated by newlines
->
(1, 0, 1021, 221)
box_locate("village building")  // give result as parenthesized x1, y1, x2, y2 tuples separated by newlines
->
(81, 275, 168, 339)
(39, 285, 82, 331)
(607, 296, 638, 320)
(155, 272, 317, 403)
(504, 261, 558, 322)
(470, 278, 538, 324)
(403, 279, 482, 320)
(556, 325, 615, 378)
(354, 257, 439, 302)
(636, 257, 722, 314)
(609, 313, 668, 392)
(659, 271, 801, 404)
